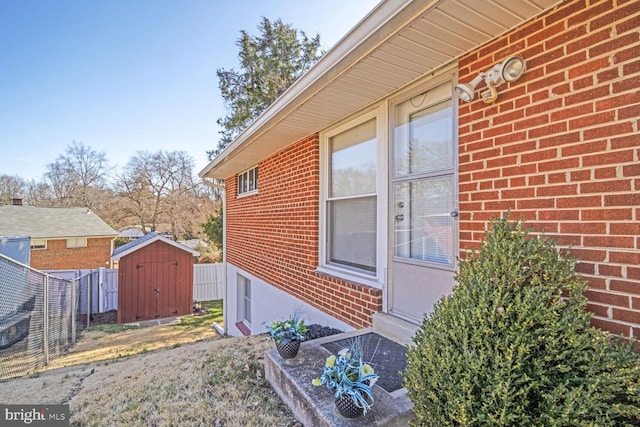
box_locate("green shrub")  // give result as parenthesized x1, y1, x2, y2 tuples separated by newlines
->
(405, 215, 640, 426)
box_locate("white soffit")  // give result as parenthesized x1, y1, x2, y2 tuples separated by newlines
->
(200, 0, 561, 179)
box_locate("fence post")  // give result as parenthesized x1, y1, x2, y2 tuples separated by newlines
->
(87, 274, 91, 328)
(98, 268, 105, 313)
(43, 275, 49, 365)
(71, 278, 77, 344)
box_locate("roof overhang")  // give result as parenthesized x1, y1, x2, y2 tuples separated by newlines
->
(199, 0, 562, 180)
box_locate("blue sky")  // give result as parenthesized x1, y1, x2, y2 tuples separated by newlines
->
(0, 0, 380, 181)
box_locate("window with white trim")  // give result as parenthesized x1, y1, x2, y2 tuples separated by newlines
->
(237, 166, 258, 196)
(324, 117, 378, 274)
(237, 274, 252, 326)
(66, 237, 87, 248)
(30, 239, 47, 250)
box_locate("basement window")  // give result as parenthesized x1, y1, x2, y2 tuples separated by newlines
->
(237, 166, 258, 196)
(236, 274, 252, 335)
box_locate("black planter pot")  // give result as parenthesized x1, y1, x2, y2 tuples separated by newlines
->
(335, 395, 364, 419)
(276, 340, 301, 359)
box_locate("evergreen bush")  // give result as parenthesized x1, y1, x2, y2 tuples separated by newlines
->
(405, 215, 640, 426)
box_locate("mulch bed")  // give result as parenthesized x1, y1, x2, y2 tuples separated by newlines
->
(85, 310, 118, 325)
(304, 324, 342, 341)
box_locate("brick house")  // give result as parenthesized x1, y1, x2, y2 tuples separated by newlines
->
(0, 204, 117, 270)
(200, 0, 639, 340)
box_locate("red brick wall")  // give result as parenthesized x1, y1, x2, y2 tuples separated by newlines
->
(225, 135, 382, 329)
(31, 237, 113, 270)
(458, 0, 640, 337)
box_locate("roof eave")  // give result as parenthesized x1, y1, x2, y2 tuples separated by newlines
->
(199, 0, 562, 180)
(198, 0, 422, 179)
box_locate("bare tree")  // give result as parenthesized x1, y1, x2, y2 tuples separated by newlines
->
(0, 175, 26, 205)
(23, 180, 55, 206)
(115, 150, 206, 238)
(44, 141, 111, 208)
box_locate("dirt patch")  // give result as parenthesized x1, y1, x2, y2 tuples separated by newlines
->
(45, 321, 219, 369)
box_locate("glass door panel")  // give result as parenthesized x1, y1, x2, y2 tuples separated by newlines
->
(394, 176, 454, 266)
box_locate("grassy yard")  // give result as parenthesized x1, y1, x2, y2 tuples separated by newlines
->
(0, 300, 301, 426)
(173, 299, 223, 329)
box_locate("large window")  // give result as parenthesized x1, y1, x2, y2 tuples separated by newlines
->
(325, 117, 377, 274)
(237, 166, 258, 196)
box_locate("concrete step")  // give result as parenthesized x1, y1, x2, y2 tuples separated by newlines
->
(265, 329, 414, 427)
(372, 312, 419, 346)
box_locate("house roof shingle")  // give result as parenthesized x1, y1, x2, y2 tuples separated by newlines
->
(0, 205, 117, 239)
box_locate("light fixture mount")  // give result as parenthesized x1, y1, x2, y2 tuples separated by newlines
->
(455, 56, 526, 104)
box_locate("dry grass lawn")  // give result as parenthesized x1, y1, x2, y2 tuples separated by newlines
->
(0, 303, 301, 427)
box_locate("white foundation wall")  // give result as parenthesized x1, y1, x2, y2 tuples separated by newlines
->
(224, 262, 354, 337)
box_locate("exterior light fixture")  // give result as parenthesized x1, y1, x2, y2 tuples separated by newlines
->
(455, 56, 526, 104)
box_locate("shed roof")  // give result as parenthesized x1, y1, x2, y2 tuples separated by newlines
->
(199, 0, 561, 180)
(0, 205, 117, 239)
(111, 232, 200, 261)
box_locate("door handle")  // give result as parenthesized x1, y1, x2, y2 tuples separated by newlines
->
(395, 214, 404, 221)
(450, 210, 459, 218)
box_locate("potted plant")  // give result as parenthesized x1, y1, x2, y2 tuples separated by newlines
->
(312, 343, 379, 418)
(267, 314, 307, 359)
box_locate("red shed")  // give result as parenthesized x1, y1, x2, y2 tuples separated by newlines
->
(111, 233, 200, 323)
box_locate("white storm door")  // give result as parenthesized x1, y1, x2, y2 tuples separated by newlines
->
(390, 83, 457, 324)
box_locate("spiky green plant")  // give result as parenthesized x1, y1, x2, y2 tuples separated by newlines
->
(405, 215, 640, 426)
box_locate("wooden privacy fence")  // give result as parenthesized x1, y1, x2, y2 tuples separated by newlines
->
(47, 263, 224, 315)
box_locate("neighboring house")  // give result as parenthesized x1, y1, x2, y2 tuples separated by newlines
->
(200, 0, 640, 340)
(118, 225, 174, 241)
(0, 204, 118, 270)
(118, 226, 145, 241)
(111, 233, 200, 323)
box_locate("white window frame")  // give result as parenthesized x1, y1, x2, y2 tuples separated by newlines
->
(30, 239, 47, 250)
(237, 274, 252, 327)
(237, 165, 258, 197)
(66, 237, 87, 248)
(318, 107, 387, 287)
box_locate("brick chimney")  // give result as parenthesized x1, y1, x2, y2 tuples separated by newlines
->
(11, 198, 22, 206)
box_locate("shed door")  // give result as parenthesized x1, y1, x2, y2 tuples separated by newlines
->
(137, 260, 179, 320)
(390, 82, 457, 324)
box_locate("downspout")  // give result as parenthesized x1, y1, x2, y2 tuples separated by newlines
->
(221, 185, 227, 336)
(203, 178, 227, 336)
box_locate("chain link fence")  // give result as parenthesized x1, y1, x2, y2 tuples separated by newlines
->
(0, 254, 79, 381)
